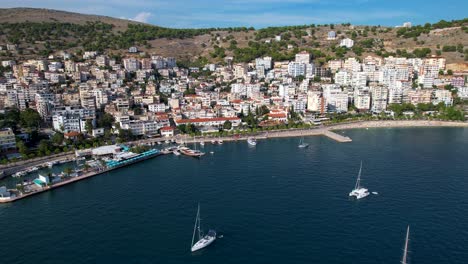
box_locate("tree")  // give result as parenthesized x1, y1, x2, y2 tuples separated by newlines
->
(0, 108, 20, 131)
(38, 140, 50, 156)
(16, 140, 28, 157)
(51, 132, 64, 145)
(85, 120, 93, 134)
(97, 113, 115, 129)
(223, 120, 232, 130)
(20, 109, 41, 130)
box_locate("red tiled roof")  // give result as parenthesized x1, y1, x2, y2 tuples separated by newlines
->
(64, 131, 81, 137)
(176, 117, 240, 124)
(268, 113, 287, 118)
(160, 126, 174, 131)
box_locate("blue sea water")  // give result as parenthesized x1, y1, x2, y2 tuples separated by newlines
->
(1, 127, 468, 264)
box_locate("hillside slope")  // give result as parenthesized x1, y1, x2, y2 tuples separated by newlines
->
(0, 8, 467, 67)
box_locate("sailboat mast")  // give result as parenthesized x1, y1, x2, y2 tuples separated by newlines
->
(401, 225, 410, 264)
(191, 204, 200, 247)
(197, 205, 201, 240)
(355, 161, 362, 189)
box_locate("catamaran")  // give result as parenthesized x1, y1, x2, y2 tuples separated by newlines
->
(401, 225, 410, 264)
(191, 204, 216, 252)
(349, 161, 370, 199)
(247, 137, 257, 146)
(298, 137, 309, 148)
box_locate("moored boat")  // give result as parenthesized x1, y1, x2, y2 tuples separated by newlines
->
(191, 204, 216, 252)
(349, 161, 370, 199)
(247, 137, 257, 146)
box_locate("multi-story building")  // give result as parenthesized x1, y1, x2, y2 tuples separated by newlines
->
(35, 93, 55, 121)
(295, 51, 311, 64)
(288, 62, 306, 77)
(0, 128, 16, 151)
(405, 89, 432, 105)
(370, 86, 388, 113)
(255, 57, 272, 71)
(354, 88, 371, 111)
(335, 71, 351, 86)
(123, 58, 141, 72)
(433, 89, 453, 106)
(323, 85, 348, 113)
(307, 90, 325, 113)
(451, 76, 465, 87)
(148, 103, 166, 113)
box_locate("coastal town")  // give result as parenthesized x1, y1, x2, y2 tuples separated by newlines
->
(0, 29, 468, 202)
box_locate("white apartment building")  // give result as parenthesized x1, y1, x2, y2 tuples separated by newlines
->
(255, 57, 272, 71)
(307, 90, 323, 112)
(0, 128, 16, 150)
(123, 58, 141, 72)
(295, 52, 311, 64)
(370, 86, 388, 113)
(353, 88, 371, 110)
(433, 89, 453, 106)
(340, 38, 354, 48)
(335, 71, 351, 86)
(148, 103, 166, 113)
(323, 85, 348, 113)
(288, 62, 306, 77)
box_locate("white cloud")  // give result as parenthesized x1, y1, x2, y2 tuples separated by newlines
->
(131, 12, 152, 23)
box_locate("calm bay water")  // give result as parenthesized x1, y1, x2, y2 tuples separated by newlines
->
(1, 127, 468, 264)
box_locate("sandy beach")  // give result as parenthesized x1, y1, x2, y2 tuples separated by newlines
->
(326, 120, 468, 131)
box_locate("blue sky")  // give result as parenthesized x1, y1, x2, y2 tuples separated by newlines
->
(2, 0, 467, 28)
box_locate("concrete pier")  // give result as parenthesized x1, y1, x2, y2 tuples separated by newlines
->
(322, 130, 353, 142)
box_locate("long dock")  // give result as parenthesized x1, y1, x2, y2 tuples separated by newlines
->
(175, 128, 352, 144)
(322, 130, 352, 142)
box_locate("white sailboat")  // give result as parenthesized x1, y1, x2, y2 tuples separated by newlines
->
(218, 136, 223, 144)
(298, 137, 309, 148)
(401, 225, 410, 264)
(349, 161, 370, 199)
(191, 204, 216, 252)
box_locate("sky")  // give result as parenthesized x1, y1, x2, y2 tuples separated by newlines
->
(1, 0, 467, 28)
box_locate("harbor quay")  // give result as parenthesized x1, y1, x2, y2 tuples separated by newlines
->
(0, 148, 166, 204)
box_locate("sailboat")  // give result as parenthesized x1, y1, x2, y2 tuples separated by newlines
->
(349, 161, 370, 199)
(191, 204, 216, 252)
(298, 137, 309, 148)
(401, 225, 410, 264)
(218, 136, 223, 145)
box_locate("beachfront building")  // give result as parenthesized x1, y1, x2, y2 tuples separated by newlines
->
(353, 88, 371, 111)
(120, 120, 162, 136)
(433, 89, 453, 106)
(323, 85, 348, 113)
(160, 126, 175, 137)
(175, 117, 241, 128)
(370, 86, 388, 113)
(307, 90, 325, 113)
(0, 128, 16, 151)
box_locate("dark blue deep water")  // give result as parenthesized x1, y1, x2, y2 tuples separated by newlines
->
(1, 128, 468, 264)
